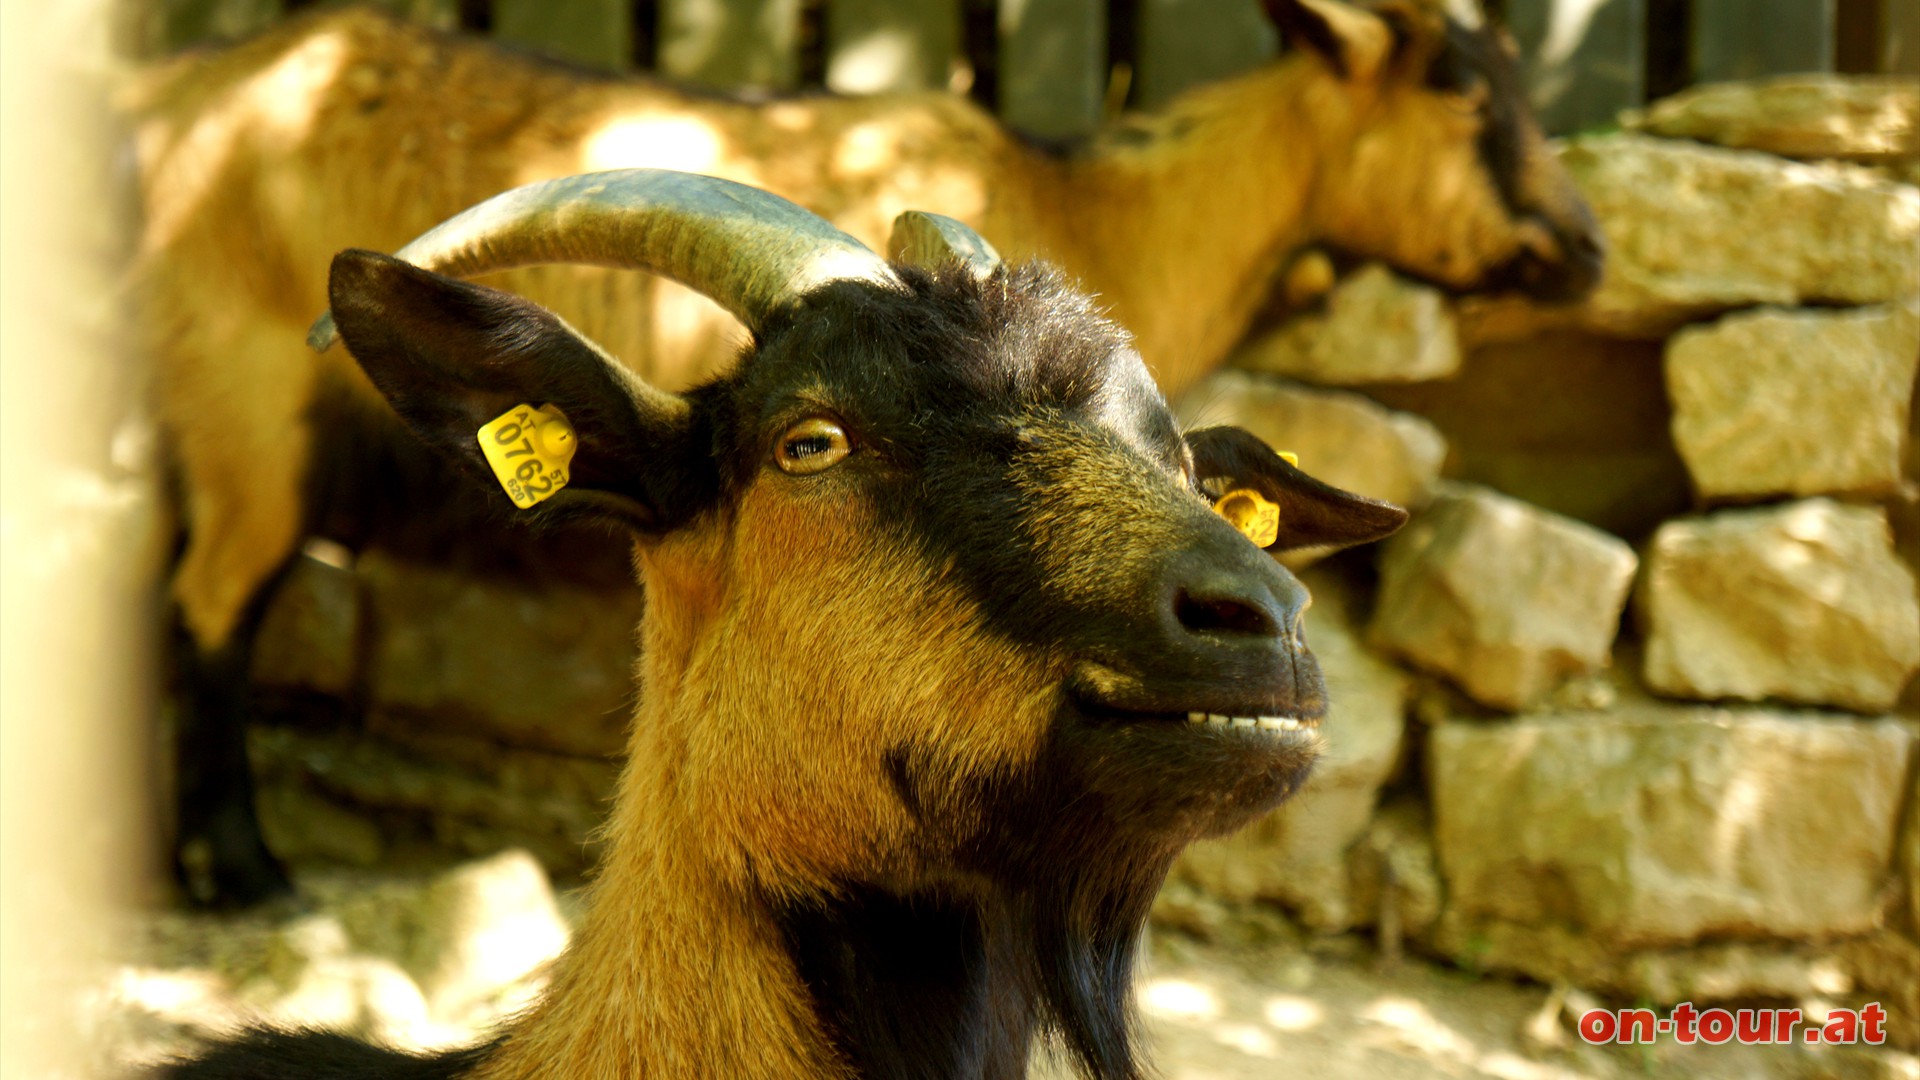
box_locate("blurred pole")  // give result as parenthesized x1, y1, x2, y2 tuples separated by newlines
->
(1505, 0, 1646, 136)
(1132, 0, 1276, 110)
(495, 0, 636, 73)
(2, 1, 164, 1076)
(826, 0, 963, 95)
(659, 0, 802, 91)
(1692, 0, 1836, 80)
(999, 0, 1106, 139)
(1886, 0, 1920, 75)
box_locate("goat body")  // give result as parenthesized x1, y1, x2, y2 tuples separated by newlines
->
(129, 3, 1593, 410)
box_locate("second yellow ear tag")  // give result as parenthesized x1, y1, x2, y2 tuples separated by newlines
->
(478, 404, 577, 509)
(1215, 488, 1281, 548)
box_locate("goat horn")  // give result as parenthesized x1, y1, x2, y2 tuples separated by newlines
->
(309, 169, 900, 351)
(887, 211, 1002, 278)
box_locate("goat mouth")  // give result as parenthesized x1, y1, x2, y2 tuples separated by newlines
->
(1072, 696, 1323, 745)
(1061, 677, 1326, 832)
(1063, 666, 1322, 743)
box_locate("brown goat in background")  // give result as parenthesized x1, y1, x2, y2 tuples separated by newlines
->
(126, 0, 1598, 906)
(161, 167, 1408, 1080)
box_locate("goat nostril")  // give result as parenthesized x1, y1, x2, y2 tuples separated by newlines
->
(1175, 590, 1278, 638)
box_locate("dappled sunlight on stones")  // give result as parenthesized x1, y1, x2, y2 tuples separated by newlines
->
(107, 967, 244, 1038)
(1209, 1023, 1280, 1057)
(1638, 500, 1920, 712)
(399, 849, 570, 1021)
(1666, 303, 1919, 500)
(1622, 76, 1918, 165)
(1464, 134, 1920, 340)
(1355, 996, 1591, 1080)
(1142, 978, 1226, 1021)
(96, 852, 569, 1071)
(264, 950, 443, 1049)
(1430, 707, 1915, 946)
(1369, 484, 1637, 711)
(1231, 263, 1462, 385)
(1263, 994, 1326, 1031)
(1129, 931, 1883, 1078)
(1361, 996, 1479, 1059)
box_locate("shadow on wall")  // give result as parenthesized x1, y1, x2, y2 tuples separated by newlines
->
(1366, 331, 1691, 542)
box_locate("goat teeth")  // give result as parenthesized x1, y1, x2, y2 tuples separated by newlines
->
(1183, 711, 1314, 735)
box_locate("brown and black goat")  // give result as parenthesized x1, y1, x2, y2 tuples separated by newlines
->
(130, 0, 1596, 905)
(160, 169, 1406, 1079)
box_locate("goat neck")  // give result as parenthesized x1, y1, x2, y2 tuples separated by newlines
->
(471, 517, 1046, 1080)
(1011, 57, 1368, 396)
(469, 796, 849, 1078)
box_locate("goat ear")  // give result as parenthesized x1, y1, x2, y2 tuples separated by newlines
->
(1263, 0, 1396, 81)
(1187, 425, 1407, 551)
(326, 249, 715, 533)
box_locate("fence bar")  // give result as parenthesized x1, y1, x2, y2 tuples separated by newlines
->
(1132, 0, 1276, 109)
(369, 0, 460, 31)
(999, 0, 1107, 138)
(494, 0, 635, 71)
(1506, 0, 1646, 136)
(826, 0, 962, 94)
(1885, 0, 1919, 74)
(659, 0, 803, 90)
(147, 0, 281, 53)
(1692, 0, 1835, 80)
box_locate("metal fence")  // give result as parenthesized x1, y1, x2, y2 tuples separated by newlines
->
(119, 0, 1919, 138)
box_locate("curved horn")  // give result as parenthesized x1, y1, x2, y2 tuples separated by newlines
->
(309, 169, 900, 351)
(887, 211, 1002, 278)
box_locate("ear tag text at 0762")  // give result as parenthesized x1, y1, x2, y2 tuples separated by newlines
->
(478, 404, 576, 509)
(1212, 452, 1295, 549)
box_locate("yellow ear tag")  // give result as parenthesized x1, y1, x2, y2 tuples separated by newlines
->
(1215, 488, 1281, 548)
(477, 404, 576, 509)
(1279, 451, 1299, 467)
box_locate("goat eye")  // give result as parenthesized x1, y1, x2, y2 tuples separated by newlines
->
(775, 417, 852, 475)
(1425, 54, 1488, 113)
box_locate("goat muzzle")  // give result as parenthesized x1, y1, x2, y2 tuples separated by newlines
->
(1502, 212, 1604, 304)
(1064, 530, 1326, 750)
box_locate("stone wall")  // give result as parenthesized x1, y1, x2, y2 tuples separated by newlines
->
(1167, 73, 1920, 1039)
(241, 74, 1920, 1037)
